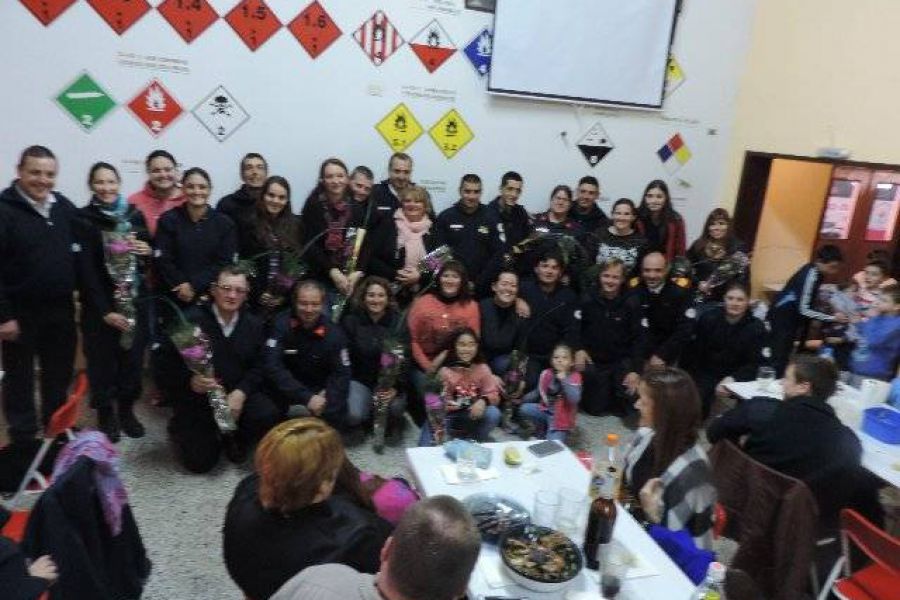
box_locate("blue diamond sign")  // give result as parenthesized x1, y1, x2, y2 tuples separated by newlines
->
(463, 28, 492, 76)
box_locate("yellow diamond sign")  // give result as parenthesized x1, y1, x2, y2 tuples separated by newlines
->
(375, 103, 423, 152)
(429, 109, 473, 159)
(665, 56, 685, 96)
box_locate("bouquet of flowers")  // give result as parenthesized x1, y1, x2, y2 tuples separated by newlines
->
(696, 251, 751, 302)
(423, 375, 447, 446)
(332, 226, 368, 322)
(372, 336, 405, 453)
(239, 249, 308, 316)
(102, 232, 138, 350)
(417, 245, 454, 281)
(500, 349, 528, 431)
(169, 319, 236, 433)
(445, 382, 479, 412)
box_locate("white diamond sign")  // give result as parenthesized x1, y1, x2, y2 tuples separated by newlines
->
(192, 85, 249, 142)
(577, 121, 614, 167)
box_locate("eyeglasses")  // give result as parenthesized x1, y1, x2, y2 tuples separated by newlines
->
(215, 284, 249, 295)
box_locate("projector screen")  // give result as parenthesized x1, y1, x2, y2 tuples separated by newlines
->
(489, 0, 680, 109)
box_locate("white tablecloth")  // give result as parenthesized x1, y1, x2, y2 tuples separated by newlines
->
(406, 441, 695, 599)
(724, 380, 900, 488)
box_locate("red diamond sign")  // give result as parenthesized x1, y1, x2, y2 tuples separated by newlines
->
(287, 1, 341, 59)
(157, 0, 219, 44)
(225, 0, 282, 51)
(353, 10, 404, 67)
(86, 0, 151, 35)
(19, 0, 77, 26)
(127, 80, 183, 137)
(409, 19, 456, 73)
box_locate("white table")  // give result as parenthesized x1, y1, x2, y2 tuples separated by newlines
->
(406, 441, 695, 600)
(724, 380, 900, 488)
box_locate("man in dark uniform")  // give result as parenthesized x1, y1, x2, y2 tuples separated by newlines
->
(632, 252, 695, 367)
(159, 266, 277, 472)
(435, 174, 502, 295)
(571, 175, 608, 233)
(264, 280, 352, 431)
(368, 152, 414, 233)
(0, 146, 78, 444)
(216, 153, 268, 226)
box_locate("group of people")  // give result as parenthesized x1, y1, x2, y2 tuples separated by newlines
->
(1, 144, 897, 597)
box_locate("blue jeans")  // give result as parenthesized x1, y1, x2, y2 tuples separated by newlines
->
(418, 405, 501, 445)
(346, 380, 407, 426)
(519, 400, 568, 443)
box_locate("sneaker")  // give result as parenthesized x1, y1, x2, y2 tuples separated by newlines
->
(119, 407, 146, 439)
(222, 434, 248, 464)
(97, 407, 120, 443)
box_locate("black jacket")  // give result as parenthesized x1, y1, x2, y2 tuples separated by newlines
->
(264, 313, 351, 425)
(366, 216, 441, 281)
(684, 307, 768, 382)
(519, 279, 579, 358)
(154, 205, 237, 298)
(74, 199, 150, 319)
(571, 203, 608, 233)
(0, 536, 48, 600)
(340, 308, 407, 389)
(21, 457, 151, 600)
(223, 474, 392, 600)
(0, 185, 79, 321)
(770, 262, 835, 325)
(631, 281, 695, 363)
(706, 395, 862, 525)
(299, 192, 370, 280)
(487, 196, 532, 249)
(575, 291, 645, 372)
(479, 298, 525, 361)
(435, 202, 501, 290)
(217, 184, 259, 231)
(367, 179, 402, 231)
(157, 304, 266, 400)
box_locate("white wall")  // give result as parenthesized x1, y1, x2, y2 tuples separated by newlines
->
(0, 0, 755, 240)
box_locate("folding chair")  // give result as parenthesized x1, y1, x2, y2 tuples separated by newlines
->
(3, 372, 88, 509)
(817, 509, 900, 600)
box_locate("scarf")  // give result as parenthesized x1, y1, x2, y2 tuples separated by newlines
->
(94, 194, 132, 234)
(51, 431, 129, 536)
(394, 208, 431, 270)
(323, 194, 351, 260)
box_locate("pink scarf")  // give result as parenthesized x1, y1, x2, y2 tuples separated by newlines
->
(394, 208, 431, 270)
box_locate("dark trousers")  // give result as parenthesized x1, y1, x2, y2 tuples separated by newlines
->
(81, 311, 145, 410)
(580, 362, 633, 416)
(768, 309, 801, 378)
(1, 301, 76, 442)
(169, 391, 280, 474)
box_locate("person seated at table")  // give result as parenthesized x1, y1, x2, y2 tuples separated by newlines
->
(632, 252, 696, 368)
(850, 284, 900, 382)
(420, 328, 501, 445)
(263, 280, 353, 432)
(622, 367, 716, 550)
(223, 418, 393, 600)
(270, 495, 481, 600)
(706, 355, 866, 528)
(520, 344, 582, 443)
(683, 283, 768, 417)
(157, 266, 279, 472)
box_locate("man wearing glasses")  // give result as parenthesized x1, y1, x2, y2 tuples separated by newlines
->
(158, 266, 279, 473)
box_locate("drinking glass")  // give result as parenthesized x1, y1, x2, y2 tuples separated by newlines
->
(456, 443, 478, 482)
(533, 489, 559, 528)
(757, 366, 776, 393)
(598, 542, 631, 599)
(555, 487, 586, 536)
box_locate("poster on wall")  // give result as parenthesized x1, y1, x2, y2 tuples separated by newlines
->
(157, 0, 220, 44)
(19, 0, 76, 26)
(86, 0, 151, 35)
(819, 179, 860, 240)
(55, 72, 117, 133)
(375, 103, 423, 152)
(354, 10, 404, 66)
(577, 121, 614, 167)
(865, 183, 900, 242)
(657, 133, 692, 174)
(409, 19, 456, 73)
(192, 86, 249, 142)
(429, 109, 474, 159)
(127, 79, 184, 137)
(463, 28, 492, 76)
(225, 0, 282, 51)
(287, 1, 342, 59)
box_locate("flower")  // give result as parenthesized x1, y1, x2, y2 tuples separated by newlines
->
(107, 239, 131, 255)
(380, 352, 398, 369)
(180, 345, 207, 362)
(424, 392, 443, 410)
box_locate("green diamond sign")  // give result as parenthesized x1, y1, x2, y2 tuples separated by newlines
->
(55, 72, 116, 132)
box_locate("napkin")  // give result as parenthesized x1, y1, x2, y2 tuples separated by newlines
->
(439, 464, 500, 484)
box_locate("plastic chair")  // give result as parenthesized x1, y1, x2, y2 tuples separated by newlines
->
(817, 509, 900, 600)
(4, 372, 88, 509)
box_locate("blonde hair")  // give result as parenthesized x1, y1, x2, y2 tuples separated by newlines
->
(400, 185, 433, 214)
(255, 418, 344, 513)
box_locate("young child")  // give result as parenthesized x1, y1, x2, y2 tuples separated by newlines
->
(419, 328, 501, 444)
(520, 344, 583, 443)
(853, 259, 894, 315)
(851, 285, 900, 382)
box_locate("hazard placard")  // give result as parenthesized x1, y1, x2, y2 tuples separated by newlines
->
(55, 72, 117, 133)
(127, 79, 183, 137)
(409, 19, 456, 73)
(157, 0, 219, 44)
(354, 10, 404, 66)
(193, 85, 250, 142)
(288, 1, 341, 59)
(463, 28, 492, 76)
(577, 121, 614, 167)
(665, 56, 686, 96)
(375, 104, 423, 152)
(429, 109, 473, 159)
(225, 0, 282, 51)
(19, 0, 77, 26)
(85, 0, 151, 35)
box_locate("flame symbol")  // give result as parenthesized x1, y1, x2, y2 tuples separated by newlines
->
(427, 30, 440, 47)
(146, 85, 166, 112)
(477, 31, 491, 56)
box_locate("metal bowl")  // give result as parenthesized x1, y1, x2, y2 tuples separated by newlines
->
(462, 492, 530, 544)
(499, 525, 583, 593)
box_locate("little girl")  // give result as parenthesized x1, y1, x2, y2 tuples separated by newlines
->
(419, 328, 501, 444)
(851, 285, 900, 382)
(520, 344, 583, 443)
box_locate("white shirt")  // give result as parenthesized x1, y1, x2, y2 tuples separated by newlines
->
(16, 185, 55, 220)
(212, 305, 239, 338)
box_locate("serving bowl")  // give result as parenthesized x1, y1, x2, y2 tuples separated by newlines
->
(499, 525, 583, 592)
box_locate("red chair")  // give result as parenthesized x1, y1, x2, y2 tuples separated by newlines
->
(817, 509, 900, 600)
(4, 372, 88, 509)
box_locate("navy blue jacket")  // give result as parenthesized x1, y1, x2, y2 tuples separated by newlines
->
(770, 263, 835, 325)
(685, 307, 768, 382)
(479, 298, 526, 361)
(575, 290, 646, 372)
(631, 281, 695, 363)
(519, 279, 579, 358)
(435, 202, 502, 291)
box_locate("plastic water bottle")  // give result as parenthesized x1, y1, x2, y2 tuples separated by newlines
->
(695, 562, 726, 599)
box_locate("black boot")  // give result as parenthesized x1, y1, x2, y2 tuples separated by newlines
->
(222, 433, 248, 464)
(119, 404, 145, 439)
(97, 407, 120, 443)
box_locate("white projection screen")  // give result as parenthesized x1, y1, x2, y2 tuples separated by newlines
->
(489, 0, 680, 109)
